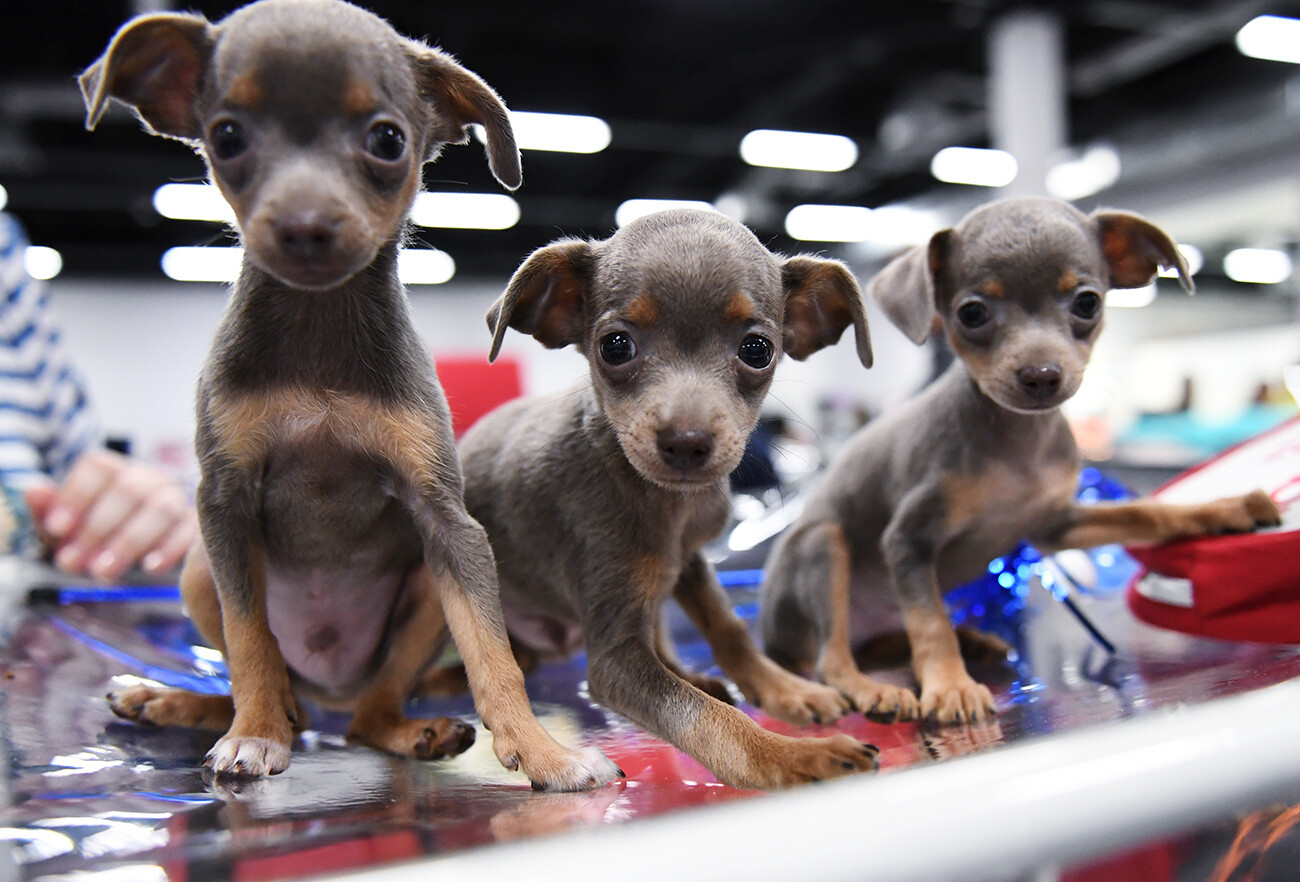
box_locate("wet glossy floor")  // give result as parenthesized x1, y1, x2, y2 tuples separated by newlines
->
(1, 545, 1299, 881)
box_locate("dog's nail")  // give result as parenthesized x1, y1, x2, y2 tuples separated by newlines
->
(810, 712, 821, 725)
(841, 761, 855, 770)
(531, 779, 547, 792)
(617, 766, 626, 778)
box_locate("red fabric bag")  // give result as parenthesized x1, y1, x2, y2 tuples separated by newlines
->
(1126, 415, 1300, 644)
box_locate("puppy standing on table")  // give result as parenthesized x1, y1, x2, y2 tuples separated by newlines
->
(761, 197, 1282, 725)
(80, 0, 620, 790)
(459, 208, 879, 790)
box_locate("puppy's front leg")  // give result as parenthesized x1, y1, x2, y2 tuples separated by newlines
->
(671, 554, 851, 726)
(883, 490, 994, 725)
(587, 560, 876, 791)
(422, 497, 620, 791)
(1038, 490, 1281, 550)
(199, 477, 298, 776)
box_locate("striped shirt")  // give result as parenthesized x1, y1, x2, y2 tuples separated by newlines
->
(0, 214, 100, 489)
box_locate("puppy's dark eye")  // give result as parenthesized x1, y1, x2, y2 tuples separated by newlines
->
(210, 120, 248, 160)
(956, 301, 990, 330)
(366, 123, 406, 161)
(738, 334, 774, 369)
(1071, 291, 1102, 320)
(599, 332, 637, 366)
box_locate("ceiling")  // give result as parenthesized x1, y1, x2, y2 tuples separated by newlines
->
(5, 0, 1300, 285)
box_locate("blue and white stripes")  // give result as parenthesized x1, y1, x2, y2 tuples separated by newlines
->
(0, 214, 100, 489)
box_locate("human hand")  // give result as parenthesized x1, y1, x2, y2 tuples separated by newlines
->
(24, 449, 198, 580)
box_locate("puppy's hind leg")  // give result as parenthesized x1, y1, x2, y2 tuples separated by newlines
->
(346, 565, 476, 760)
(108, 543, 237, 731)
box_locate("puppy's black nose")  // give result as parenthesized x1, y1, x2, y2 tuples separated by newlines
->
(1017, 364, 1063, 400)
(275, 211, 338, 260)
(657, 428, 714, 472)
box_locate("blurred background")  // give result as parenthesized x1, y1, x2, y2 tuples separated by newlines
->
(1, 0, 1298, 485)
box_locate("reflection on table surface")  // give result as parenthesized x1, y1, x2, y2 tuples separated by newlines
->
(1, 551, 1299, 881)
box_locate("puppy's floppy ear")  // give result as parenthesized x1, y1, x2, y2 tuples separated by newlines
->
(79, 12, 213, 140)
(1093, 210, 1193, 293)
(487, 239, 593, 362)
(868, 229, 953, 345)
(407, 43, 522, 191)
(781, 256, 872, 368)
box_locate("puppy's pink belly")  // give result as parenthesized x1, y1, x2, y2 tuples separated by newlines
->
(265, 566, 402, 694)
(848, 574, 905, 644)
(503, 608, 584, 657)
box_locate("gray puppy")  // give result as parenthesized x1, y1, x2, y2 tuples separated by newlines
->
(458, 208, 880, 790)
(82, 0, 619, 791)
(761, 197, 1281, 726)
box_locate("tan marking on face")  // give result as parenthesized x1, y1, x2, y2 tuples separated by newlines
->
(724, 291, 756, 323)
(210, 389, 448, 488)
(977, 279, 1004, 299)
(1058, 270, 1080, 293)
(226, 73, 265, 109)
(624, 294, 659, 327)
(344, 79, 377, 117)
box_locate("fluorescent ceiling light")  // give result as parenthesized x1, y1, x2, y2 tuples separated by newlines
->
(410, 192, 520, 229)
(24, 246, 62, 280)
(1158, 244, 1203, 278)
(614, 199, 717, 228)
(931, 146, 1018, 187)
(1236, 15, 1300, 64)
(739, 129, 859, 172)
(1105, 283, 1156, 309)
(1045, 145, 1121, 201)
(162, 246, 243, 282)
(785, 204, 872, 242)
(504, 111, 611, 153)
(397, 248, 455, 285)
(153, 183, 234, 223)
(785, 203, 939, 245)
(162, 246, 456, 285)
(1223, 247, 1293, 284)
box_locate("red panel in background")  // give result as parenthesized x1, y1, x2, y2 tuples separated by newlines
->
(434, 355, 524, 438)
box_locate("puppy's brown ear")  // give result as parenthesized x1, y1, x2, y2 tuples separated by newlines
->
(1094, 210, 1193, 293)
(408, 43, 522, 191)
(781, 256, 872, 368)
(79, 12, 212, 140)
(487, 239, 593, 362)
(868, 229, 952, 345)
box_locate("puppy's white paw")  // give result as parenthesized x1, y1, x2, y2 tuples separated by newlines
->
(512, 743, 623, 793)
(204, 735, 291, 777)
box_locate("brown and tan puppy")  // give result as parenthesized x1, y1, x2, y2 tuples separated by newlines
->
(452, 208, 879, 790)
(81, 0, 620, 790)
(760, 197, 1281, 725)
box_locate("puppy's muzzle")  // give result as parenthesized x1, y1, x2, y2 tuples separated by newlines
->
(656, 427, 715, 474)
(1016, 363, 1063, 403)
(275, 209, 341, 263)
